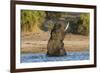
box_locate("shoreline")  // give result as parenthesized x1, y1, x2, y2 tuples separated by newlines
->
(21, 33, 89, 53)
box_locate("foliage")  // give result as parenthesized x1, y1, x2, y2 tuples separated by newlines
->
(65, 13, 90, 35)
(78, 13, 90, 35)
(21, 10, 46, 32)
(21, 10, 90, 35)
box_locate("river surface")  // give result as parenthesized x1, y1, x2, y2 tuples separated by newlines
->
(21, 51, 89, 63)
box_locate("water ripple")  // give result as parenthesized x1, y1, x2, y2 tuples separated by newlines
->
(21, 51, 89, 63)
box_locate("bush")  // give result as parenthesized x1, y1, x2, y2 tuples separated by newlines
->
(78, 13, 90, 35)
(21, 10, 46, 32)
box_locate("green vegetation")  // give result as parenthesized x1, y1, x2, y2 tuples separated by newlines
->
(21, 10, 90, 35)
(78, 13, 90, 35)
(21, 10, 46, 32)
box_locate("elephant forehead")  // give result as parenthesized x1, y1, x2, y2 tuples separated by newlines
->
(57, 20, 66, 25)
(56, 21, 66, 28)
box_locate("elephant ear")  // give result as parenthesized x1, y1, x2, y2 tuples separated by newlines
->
(64, 22, 69, 32)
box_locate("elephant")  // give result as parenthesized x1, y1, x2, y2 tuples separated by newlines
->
(47, 19, 69, 56)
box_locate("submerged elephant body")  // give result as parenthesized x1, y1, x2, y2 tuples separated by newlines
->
(47, 20, 68, 56)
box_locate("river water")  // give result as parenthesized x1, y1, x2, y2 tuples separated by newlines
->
(21, 51, 89, 63)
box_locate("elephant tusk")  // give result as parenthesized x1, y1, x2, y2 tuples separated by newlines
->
(65, 22, 69, 31)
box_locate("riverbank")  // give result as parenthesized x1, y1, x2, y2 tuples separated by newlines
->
(21, 32, 89, 53)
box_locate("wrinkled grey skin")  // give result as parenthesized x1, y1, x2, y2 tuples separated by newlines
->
(47, 20, 68, 56)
